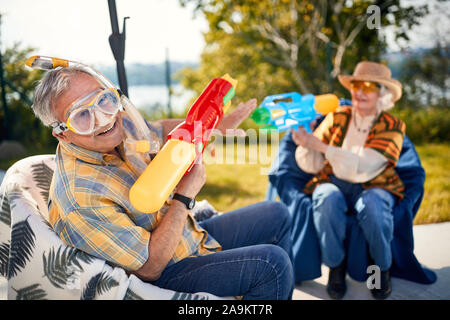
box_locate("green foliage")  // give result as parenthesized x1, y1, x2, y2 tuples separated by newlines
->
(397, 44, 449, 110)
(177, 0, 427, 103)
(177, 0, 450, 145)
(0, 42, 57, 150)
(391, 106, 450, 144)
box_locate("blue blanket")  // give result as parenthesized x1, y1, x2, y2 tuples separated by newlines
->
(267, 131, 437, 284)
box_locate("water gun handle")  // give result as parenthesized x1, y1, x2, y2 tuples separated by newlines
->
(260, 92, 302, 106)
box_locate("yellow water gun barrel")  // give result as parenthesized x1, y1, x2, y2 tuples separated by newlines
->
(129, 139, 197, 213)
(314, 94, 339, 115)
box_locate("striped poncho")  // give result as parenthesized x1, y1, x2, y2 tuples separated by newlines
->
(303, 106, 406, 199)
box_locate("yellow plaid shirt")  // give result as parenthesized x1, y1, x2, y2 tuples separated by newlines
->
(48, 115, 221, 270)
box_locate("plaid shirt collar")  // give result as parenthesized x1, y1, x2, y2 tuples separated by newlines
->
(60, 138, 130, 164)
(59, 141, 106, 165)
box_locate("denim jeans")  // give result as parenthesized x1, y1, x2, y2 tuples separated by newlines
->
(151, 201, 295, 300)
(312, 176, 396, 271)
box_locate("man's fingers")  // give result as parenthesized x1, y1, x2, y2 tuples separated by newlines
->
(244, 98, 257, 112)
(233, 99, 257, 117)
(230, 99, 257, 119)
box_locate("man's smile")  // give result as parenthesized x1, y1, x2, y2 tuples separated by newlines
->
(95, 119, 118, 136)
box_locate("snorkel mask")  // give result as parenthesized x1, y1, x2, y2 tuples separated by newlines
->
(26, 55, 160, 158)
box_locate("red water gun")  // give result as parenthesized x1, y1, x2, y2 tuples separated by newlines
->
(129, 74, 238, 213)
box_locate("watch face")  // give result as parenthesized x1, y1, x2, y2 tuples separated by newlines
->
(189, 199, 195, 210)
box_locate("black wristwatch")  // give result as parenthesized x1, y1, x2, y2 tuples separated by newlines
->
(173, 193, 196, 210)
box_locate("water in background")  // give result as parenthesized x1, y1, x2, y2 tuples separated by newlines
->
(128, 84, 195, 115)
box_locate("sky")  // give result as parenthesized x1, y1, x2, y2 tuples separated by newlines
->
(0, 0, 447, 67)
(0, 0, 208, 66)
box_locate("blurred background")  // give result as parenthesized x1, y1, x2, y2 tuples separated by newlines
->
(0, 0, 448, 224)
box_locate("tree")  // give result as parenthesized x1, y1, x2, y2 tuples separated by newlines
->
(0, 42, 55, 149)
(400, 44, 449, 108)
(397, 0, 449, 109)
(177, 0, 428, 105)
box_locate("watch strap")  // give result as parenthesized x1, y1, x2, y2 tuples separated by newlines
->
(172, 193, 195, 210)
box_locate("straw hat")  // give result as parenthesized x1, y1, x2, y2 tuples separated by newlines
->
(338, 61, 402, 102)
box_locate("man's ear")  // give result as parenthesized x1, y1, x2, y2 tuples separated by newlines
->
(52, 130, 70, 143)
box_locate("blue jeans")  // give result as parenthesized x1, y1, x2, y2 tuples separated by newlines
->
(312, 176, 396, 271)
(152, 201, 294, 300)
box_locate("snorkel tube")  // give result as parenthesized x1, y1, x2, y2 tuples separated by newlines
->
(26, 55, 159, 156)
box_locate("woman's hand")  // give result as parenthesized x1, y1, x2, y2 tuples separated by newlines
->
(291, 126, 328, 154)
(216, 99, 257, 136)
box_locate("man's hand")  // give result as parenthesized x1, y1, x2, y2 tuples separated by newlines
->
(291, 127, 328, 154)
(132, 159, 206, 282)
(216, 99, 257, 136)
(176, 160, 206, 199)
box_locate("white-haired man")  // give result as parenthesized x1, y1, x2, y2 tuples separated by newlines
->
(32, 66, 294, 300)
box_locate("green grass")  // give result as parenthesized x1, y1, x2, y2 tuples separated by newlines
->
(414, 144, 450, 224)
(199, 143, 450, 225)
(1, 142, 448, 225)
(197, 143, 276, 211)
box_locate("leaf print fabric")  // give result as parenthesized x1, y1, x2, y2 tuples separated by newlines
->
(8, 218, 35, 278)
(0, 155, 224, 300)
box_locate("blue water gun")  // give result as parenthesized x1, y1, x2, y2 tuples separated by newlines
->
(251, 92, 342, 132)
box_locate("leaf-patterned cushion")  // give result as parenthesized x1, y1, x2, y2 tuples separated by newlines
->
(0, 155, 225, 300)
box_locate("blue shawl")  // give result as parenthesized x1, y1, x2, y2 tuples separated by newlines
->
(267, 131, 437, 284)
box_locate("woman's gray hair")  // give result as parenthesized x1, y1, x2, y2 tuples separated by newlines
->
(32, 66, 92, 126)
(376, 85, 395, 111)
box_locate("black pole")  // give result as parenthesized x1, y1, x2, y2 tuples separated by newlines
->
(107, 0, 129, 97)
(165, 47, 173, 118)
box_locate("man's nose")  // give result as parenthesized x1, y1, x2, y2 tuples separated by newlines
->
(94, 108, 112, 126)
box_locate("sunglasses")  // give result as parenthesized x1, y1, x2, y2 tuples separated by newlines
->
(52, 88, 121, 135)
(350, 81, 381, 93)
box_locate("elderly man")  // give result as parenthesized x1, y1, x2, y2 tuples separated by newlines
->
(31, 65, 294, 300)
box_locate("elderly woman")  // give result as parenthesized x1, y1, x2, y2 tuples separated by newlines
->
(291, 61, 405, 300)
